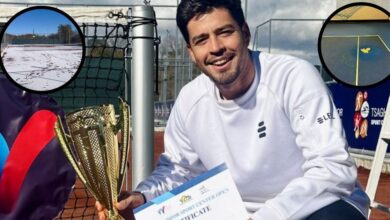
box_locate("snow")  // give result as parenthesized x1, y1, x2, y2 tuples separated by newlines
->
(1, 45, 83, 91)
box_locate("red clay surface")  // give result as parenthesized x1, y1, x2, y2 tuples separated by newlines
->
(57, 131, 390, 220)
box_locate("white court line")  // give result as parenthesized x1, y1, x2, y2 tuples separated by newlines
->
(355, 36, 359, 86)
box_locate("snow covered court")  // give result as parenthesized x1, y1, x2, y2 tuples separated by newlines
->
(1, 45, 82, 91)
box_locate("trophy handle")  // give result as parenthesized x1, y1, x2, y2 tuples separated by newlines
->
(117, 97, 130, 193)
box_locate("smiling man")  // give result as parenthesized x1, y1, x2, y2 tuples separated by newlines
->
(97, 0, 369, 219)
(185, 7, 254, 100)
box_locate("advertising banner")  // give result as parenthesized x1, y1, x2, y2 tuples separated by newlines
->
(328, 79, 390, 152)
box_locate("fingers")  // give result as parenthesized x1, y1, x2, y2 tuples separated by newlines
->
(95, 201, 104, 211)
(95, 201, 107, 220)
(98, 210, 106, 220)
(116, 196, 132, 210)
(116, 192, 145, 210)
(95, 192, 143, 220)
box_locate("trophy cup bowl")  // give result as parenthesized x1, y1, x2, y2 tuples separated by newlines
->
(54, 98, 130, 220)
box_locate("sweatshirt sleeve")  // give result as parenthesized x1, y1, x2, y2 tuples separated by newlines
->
(252, 60, 357, 219)
(135, 91, 206, 201)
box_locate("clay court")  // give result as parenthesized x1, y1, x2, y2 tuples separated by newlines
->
(56, 132, 390, 220)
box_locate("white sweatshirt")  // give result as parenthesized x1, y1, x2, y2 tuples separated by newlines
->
(136, 51, 368, 219)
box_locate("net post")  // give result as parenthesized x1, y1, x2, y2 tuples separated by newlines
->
(129, 5, 156, 189)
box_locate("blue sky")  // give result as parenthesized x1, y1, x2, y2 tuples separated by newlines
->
(6, 8, 76, 35)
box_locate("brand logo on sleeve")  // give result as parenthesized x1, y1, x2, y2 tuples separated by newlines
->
(317, 112, 335, 124)
(257, 121, 266, 138)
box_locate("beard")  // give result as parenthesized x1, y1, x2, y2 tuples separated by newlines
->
(203, 55, 241, 85)
(207, 69, 241, 85)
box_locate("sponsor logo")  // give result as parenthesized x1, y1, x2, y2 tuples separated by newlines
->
(198, 185, 209, 195)
(257, 121, 266, 138)
(371, 107, 386, 117)
(361, 101, 369, 118)
(158, 206, 166, 215)
(354, 91, 369, 139)
(179, 195, 192, 205)
(317, 112, 335, 124)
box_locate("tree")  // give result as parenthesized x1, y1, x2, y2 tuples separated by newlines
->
(57, 24, 73, 44)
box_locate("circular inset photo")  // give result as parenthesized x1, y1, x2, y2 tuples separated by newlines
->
(0, 6, 85, 93)
(318, 2, 390, 87)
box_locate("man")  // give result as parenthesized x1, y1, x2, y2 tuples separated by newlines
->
(98, 0, 369, 219)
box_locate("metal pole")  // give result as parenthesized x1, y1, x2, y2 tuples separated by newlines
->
(174, 30, 179, 99)
(129, 5, 155, 189)
(174, 0, 179, 99)
(366, 96, 390, 217)
(244, 0, 248, 20)
(162, 62, 168, 102)
(269, 20, 272, 53)
(189, 60, 193, 82)
(252, 27, 257, 50)
(124, 46, 130, 191)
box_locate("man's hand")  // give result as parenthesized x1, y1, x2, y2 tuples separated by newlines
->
(96, 191, 146, 220)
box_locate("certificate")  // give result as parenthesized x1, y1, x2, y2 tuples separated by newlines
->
(134, 163, 249, 220)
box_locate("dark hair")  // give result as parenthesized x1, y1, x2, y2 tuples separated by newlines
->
(176, 0, 245, 44)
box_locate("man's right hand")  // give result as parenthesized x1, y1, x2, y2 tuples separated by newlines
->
(96, 191, 146, 220)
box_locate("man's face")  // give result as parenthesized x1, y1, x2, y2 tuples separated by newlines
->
(186, 8, 250, 86)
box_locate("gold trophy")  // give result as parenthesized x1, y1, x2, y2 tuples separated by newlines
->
(54, 98, 130, 220)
